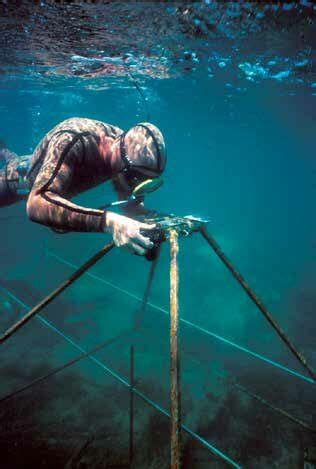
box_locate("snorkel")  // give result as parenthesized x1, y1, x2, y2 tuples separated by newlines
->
(99, 177, 163, 211)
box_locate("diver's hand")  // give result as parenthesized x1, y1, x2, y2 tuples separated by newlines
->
(104, 211, 155, 256)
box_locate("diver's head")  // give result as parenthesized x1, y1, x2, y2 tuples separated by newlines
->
(115, 123, 166, 193)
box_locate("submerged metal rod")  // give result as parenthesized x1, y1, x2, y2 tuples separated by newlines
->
(48, 251, 314, 384)
(200, 227, 316, 382)
(235, 383, 315, 433)
(0, 242, 115, 345)
(1, 286, 241, 468)
(129, 345, 135, 466)
(170, 230, 181, 469)
(0, 327, 135, 405)
(133, 249, 160, 329)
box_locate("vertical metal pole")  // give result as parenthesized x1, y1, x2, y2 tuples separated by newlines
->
(169, 230, 181, 469)
(133, 250, 160, 329)
(129, 345, 135, 467)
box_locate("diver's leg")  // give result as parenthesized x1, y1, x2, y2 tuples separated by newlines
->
(0, 166, 20, 208)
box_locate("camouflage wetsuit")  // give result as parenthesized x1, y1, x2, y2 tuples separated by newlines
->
(25, 118, 123, 232)
(0, 151, 31, 207)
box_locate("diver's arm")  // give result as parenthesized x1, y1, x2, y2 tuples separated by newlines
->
(27, 132, 106, 232)
(27, 190, 106, 232)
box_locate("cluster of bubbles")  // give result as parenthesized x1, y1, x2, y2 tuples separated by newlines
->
(0, 1, 314, 95)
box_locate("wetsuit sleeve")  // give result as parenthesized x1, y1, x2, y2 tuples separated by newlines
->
(27, 132, 106, 233)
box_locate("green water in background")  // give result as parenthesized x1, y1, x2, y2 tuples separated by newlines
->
(0, 17, 315, 469)
(2, 72, 315, 346)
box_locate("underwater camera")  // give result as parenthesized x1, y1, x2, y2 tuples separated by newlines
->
(101, 178, 209, 261)
(132, 179, 210, 261)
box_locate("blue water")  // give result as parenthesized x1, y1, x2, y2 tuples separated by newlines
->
(0, 2, 315, 468)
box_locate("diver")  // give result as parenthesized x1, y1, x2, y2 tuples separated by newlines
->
(0, 117, 166, 257)
(0, 146, 31, 206)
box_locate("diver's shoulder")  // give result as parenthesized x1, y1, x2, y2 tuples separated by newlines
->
(55, 117, 96, 130)
(52, 117, 122, 136)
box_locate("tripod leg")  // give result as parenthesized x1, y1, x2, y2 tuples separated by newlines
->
(200, 227, 315, 381)
(133, 249, 160, 329)
(169, 230, 181, 469)
(0, 242, 115, 345)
